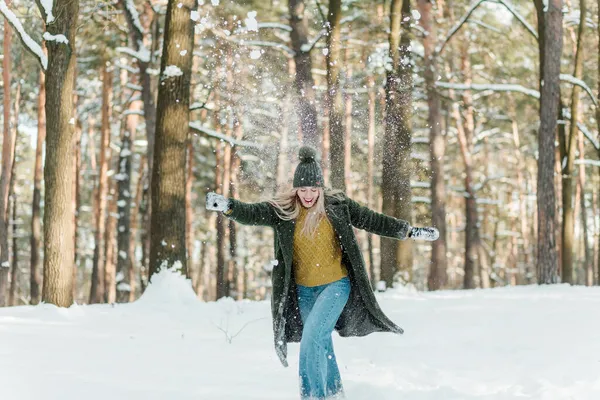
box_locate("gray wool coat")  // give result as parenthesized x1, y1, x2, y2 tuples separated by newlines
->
(225, 194, 409, 367)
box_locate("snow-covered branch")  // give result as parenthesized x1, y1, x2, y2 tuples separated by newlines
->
(435, 81, 540, 99)
(122, 0, 144, 37)
(189, 122, 264, 149)
(577, 123, 600, 151)
(0, 1, 47, 70)
(560, 74, 598, 107)
(236, 39, 295, 57)
(574, 159, 600, 168)
(256, 22, 292, 32)
(116, 46, 151, 63)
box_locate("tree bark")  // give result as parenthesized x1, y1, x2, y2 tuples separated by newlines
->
(344, 46, 353, 198)
(380, 0, 413, 289)
(90, 65, 112, 304)
(104, 183, 118, 303)
(30, 68, 46, 305)
(0, 1, 14, 306)
(561, 0, 586, 284)
(8, 83, 20, 306)
(418, 0, 448, 291)
(577, 132, 592, 286)
(326, 0, 346, 191)
(148, 0, 197, 278)
(185, 138, 195, 289)
(40, 0, 79, 306)
(288, 0, 319, 147)
(72, 72, 81, 301)
(537, 0, 562, 284)
(116, 98, 137, 302)
(367, 74, 376, 290)
(457, 40, 489, 289)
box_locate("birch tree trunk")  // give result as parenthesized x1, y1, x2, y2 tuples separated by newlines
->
(148, 0, 197, 278)
(116, 99, 137, 303)
(537, 0, 562, 284)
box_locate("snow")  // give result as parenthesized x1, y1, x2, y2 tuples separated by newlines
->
(116, 45, 151, 63)
(2, 268, 600, 399)
(211, 0, 219, 6)
(249, 49, 261, 59)
(43, 31, 69, 44)
(40, 0, 55, 24)
(190, 10, 199, 21)
(163, 65, 184, 79)
(245, 11, 258, 32)
(124, 0, 145, 35)
(0, 0, 48, 69)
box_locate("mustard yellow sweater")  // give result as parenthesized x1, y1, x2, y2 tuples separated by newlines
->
(293, 207, 348, 287)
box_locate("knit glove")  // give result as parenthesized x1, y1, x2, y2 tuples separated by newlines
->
(408, 226, 439, 241)
(206, 192, 230, 213)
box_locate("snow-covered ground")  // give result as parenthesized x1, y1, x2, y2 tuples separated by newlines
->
(1, 269, 599, 400)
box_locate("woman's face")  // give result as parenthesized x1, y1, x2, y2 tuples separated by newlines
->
(297, 187, 319, 208)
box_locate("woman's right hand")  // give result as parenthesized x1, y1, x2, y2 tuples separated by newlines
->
(205, 192, 229, 212)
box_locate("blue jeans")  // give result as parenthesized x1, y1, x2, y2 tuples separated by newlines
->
(297, 277, 351, 399)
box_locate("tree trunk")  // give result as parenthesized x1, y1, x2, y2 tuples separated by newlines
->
(230, 119, 242, 299)
(30, 68, 46, 305)
(366, 74, 376, 290)
(577, 132, 592, 285)
(72, 74, 81, 301)
(344, 46, 353, 197)
(116, 100, 137, 302)
(561, 0, 586, 284)
(104, 184, 118, 303)
(326, 0, 346, 191)
(90, 65, 112, 304)
(380, 0, 413, 289)
(288, 0, 319, 147)
(0, 2, 14, 306)
(8, 83, 20, 306)
(456, 40, 489, 289)
(537, 0, 562, 284)
(418, 0, 448, 291)
(185, 139, 195, 289)
(149, 0, 197, 278)
(129, 156, 147, 301)
(41, 0, 79, 306)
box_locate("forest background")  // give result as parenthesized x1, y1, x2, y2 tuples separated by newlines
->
(0, 0, 599, 307)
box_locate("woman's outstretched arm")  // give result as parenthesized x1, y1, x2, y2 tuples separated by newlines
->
(346, 197, 438, 241)
(206, 192, 279, 227)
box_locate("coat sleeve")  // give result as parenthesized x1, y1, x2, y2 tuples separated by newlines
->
(346, 197, 411, 240)
(225, 198, 280, 227)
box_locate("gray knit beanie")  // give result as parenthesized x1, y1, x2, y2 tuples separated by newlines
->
(293, 146, 324, 188)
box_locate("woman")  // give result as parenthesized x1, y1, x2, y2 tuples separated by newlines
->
(206, 146, 438, 399)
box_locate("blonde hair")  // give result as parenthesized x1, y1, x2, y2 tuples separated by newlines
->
(268, 187, 345, 237)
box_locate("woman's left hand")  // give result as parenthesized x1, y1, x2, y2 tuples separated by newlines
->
(408, 226, 439, 241)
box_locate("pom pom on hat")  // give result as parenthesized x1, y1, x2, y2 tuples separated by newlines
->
(293, 146, 324, 188)
(298, 146, 317, 163)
